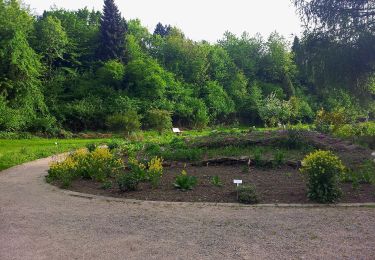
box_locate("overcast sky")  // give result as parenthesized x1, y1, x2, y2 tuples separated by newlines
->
(23, 0, 303, 42)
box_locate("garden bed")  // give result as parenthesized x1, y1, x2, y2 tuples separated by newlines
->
(64, 165, 375, 204)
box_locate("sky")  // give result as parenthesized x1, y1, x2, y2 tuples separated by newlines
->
(23, 0, 303, 43)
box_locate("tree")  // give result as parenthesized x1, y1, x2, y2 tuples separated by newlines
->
(97, 0, 127, 61)
(154, 22, 171, 37)
(294, 0, 375, 40)
(34, 16, 68, 74)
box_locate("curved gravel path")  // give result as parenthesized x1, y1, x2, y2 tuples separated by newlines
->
(1, 157, 375, 259)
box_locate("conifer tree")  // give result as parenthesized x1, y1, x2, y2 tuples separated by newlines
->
(97, 0, 127, 61)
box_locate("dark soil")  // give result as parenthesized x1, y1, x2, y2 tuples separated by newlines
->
(66, 165, 375, 204)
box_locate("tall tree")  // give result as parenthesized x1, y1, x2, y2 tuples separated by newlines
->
(294, 0, 375, 40)
(97, 0, 127, 61)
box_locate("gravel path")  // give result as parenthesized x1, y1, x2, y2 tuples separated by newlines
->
(1, 157, 375, 259)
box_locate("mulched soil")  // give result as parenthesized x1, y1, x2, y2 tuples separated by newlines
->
(67, 165, 375, 204)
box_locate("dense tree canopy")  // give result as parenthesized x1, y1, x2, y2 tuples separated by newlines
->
(0, 0, 373, 134)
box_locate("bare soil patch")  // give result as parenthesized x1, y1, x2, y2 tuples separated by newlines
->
(66, 165, 375, 204)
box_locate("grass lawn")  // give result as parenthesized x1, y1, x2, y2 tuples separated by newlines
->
(0, 138, 109, 171)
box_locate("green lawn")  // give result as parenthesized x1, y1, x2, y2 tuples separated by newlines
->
(0, 138, 109, 171)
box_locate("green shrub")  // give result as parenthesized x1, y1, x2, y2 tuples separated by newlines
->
(106, 111, 141, 134)
(144, 109, 172, 133)
(117, 172, 140, 192)
(107, 139, 125, 151)
(47, 148, 124, 186)
(300, 150, 345, 203)
(174, 170, 197, 190)
(86, 143, 97, 152)
(315, 108, 346, 133)
(237, 185, 259, 204)
(211, 175, 222, 187)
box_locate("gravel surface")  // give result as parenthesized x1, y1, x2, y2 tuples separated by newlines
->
(1, 157, 375, 259)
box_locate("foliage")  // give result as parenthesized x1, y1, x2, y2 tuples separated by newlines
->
(300, 150, 345, 203)
(117, 172, 140, 191)
(236, 184, 259, 204)
(106, 111, 141, 134)
(342, 160, 375, 188)
(314, 108, 346, 133)
(258, 93, 292, 126)
(0, 138, 109, 171)
(147, 156, 164, 188)
(97, 0, 127, 61)
(144, 109, 172, 133)
(47, 147, 123, 186)
(211, 175, 222, 187)
(174, 170, 198, 190)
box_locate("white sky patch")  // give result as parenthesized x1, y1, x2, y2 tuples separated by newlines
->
(24, 0, 303, 42)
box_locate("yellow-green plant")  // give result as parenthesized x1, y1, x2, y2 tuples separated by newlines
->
(47, 148, 124, 187)
(300, 150, 345, 203)
(147, 156, 164, 188)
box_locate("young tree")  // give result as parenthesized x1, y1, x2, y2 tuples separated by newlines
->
(34, 16, 68, 74)
(97, 0, 127, 61)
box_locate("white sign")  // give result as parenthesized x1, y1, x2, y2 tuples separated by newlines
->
(233, 180, 242, 185)
(172, 128, 181, 133)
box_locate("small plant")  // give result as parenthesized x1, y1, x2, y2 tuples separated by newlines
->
(147, 157, 164, 188)
(300, 150, 345, 203)
(128, 157, 147, 181)
(273, 149, 285, 167)
(211, 176, 222, 187)
(237, 184, 259, 204)
(117, 172, 140, 192)
(101, 180, 113, 190)
(174, 170, 197, 190)
(252, 148, 264, 167)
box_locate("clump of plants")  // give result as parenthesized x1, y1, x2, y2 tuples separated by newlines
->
(123, 156, 164, 189)
(342, 160, 375, 189)
(117, 172, 140, 192)
(236, 184, 259, 204)
(174, 170, 197, 190)
(314, 108, 346, 133)
(211, 175, 222, 187)
(47, 148, 124, 187)
(300, 150, 345, 203)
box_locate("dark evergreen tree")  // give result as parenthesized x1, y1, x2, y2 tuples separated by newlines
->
(97, 0, 127, 61)
(153, 22, 171, 37)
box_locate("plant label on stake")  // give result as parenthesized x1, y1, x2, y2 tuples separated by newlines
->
(234, 180, 243, 200)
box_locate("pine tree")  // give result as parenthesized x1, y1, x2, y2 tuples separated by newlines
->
(97, 0, 127, 61)
(153, 22, 171, 37)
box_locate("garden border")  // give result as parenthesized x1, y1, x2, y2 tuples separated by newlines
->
(42, 174, 375, 208)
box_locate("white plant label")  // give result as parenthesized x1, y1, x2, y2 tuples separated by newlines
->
(233, 180, 242, 185)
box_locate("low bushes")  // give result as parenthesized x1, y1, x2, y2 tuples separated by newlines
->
(300, 150, 345, 203)
(237, 185, 259, 204)
(47, 148, 123, 187)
